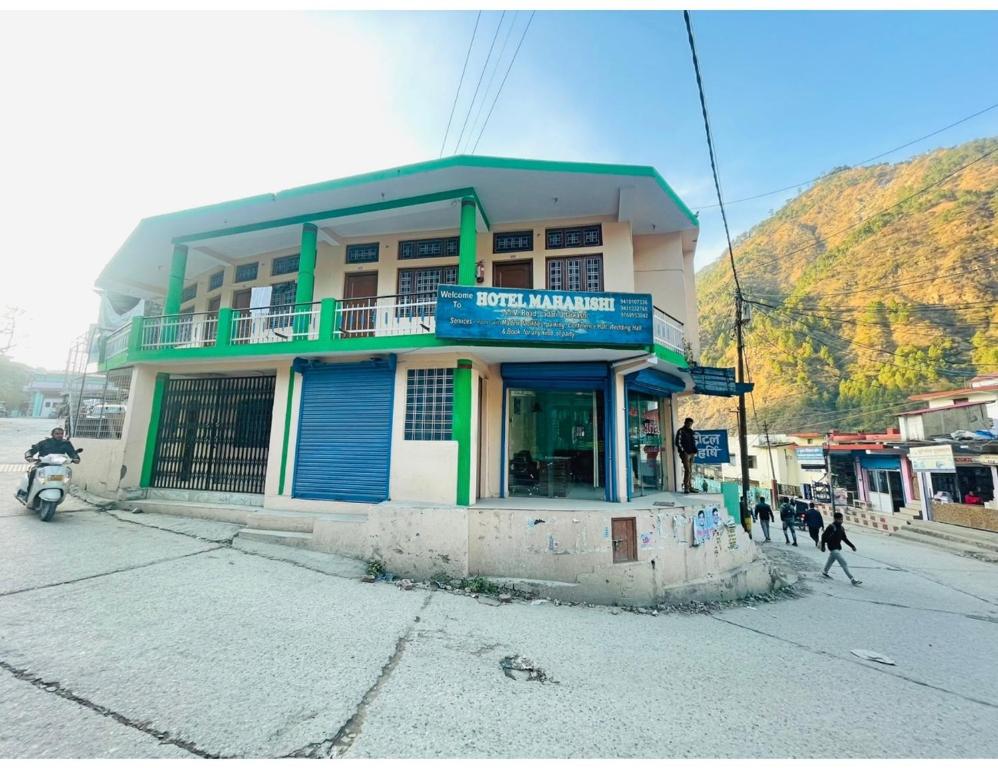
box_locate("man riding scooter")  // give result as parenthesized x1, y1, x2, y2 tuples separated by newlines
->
(17, 427, 81, 521)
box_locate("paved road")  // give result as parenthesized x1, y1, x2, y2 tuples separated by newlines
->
(1, 420, 997, 758)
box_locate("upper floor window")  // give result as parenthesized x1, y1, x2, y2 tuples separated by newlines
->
(546, 255, 603, 292)
(399, 236, 460, 260)
(181, 283, 197, 302)
(493, 230, 533, 254)
(272, 254, 300, 276)
(346, 243, 380, 264)
(546, 224, 603, 250)
(235, 262, 259, 283)
(208, 270, 224, 291)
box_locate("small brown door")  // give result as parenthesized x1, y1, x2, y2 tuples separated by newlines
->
(611, 517, 637, 563)
(232, 289, 252, 310)
(342, 272, 379, 336)
(494, 260, 533, 289)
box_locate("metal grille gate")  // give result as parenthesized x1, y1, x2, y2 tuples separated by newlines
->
(151, 375, 275, 494)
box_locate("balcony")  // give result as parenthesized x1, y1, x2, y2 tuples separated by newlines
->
(99, 288, 687, 367)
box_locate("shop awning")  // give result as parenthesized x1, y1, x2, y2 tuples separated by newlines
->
(625, 368, 686, 398)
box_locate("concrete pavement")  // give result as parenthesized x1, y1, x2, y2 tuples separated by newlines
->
(1, 419, 997, 758)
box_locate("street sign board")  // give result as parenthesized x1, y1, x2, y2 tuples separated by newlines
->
(909, 444, 956, 472)
(795, 446, 826, 469)
(693, 430, 730, 464)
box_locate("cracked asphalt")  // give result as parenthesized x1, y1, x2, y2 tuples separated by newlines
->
(1, 418, 997, 758)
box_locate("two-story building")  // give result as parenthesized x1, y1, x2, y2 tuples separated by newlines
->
(78, 156, 772, 605)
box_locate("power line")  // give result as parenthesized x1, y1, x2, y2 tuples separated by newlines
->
(692, 101, 998, 210)
(451, 11, 506, 156)
(742, 261, 996, 300)
(684, 9, 751, 512)
(439, 11, 482, 158)
(470, 11, 536, 154)
(461, 11, 516, 154)
(745, 144, 998, 272)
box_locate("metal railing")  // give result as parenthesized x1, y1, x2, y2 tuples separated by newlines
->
(141, 312, 218, 350)
(653, 307, 685, 354)
(334, 292, 436, 338)
(231, 303, 319, 344)
(103, 324, 131, 359)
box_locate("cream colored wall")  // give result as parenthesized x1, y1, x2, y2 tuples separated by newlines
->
(71, 438, 126, 497)
(180, 246, 303, 313)
(265, 366, 293, 497)
(118, 365, 161, 489)
(682, 249, 701, 359)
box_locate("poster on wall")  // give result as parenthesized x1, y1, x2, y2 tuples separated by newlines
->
(692, 507, 724, 546)
(909, 444, 956, 472)
(813, 482, 832, 503)
(672, 513, 689, 543)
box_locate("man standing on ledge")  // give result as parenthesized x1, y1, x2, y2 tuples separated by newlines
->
(676, 417, 697, 494)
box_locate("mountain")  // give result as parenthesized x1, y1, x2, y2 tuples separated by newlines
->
(687, 137, 998, 433)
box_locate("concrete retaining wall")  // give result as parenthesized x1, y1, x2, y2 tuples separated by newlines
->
(932, 502, 998, 533)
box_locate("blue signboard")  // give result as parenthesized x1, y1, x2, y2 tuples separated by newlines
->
(795, 446, 826, 469)
(694, 430, 730, 464)
(435, 285, 653, 346)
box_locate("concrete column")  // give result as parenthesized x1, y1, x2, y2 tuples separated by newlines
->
(453, 358, 473, 505)
(164, 245, 188, 316)
(295, 224, 317, 305)
(458, 198, 477, 286)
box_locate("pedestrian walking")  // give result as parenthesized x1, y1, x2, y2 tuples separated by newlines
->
(779, 496, 798, 546)
(804, 502, 824, 547)
(675, 417, 698, 494)
(821, 512, 862, 585)
(754, 496, 773, 541)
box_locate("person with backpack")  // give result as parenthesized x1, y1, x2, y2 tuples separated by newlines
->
(804, 502, 824, 547)
(821, 512, 862, 585)
(779, 496, 798, 546)
(754, 495, 774, 542)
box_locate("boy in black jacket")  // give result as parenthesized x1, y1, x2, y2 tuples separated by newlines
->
(821, 512, 862, 585)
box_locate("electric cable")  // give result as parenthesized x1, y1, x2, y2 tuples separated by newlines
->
(470, 11, 536, 153)
(461, 11, 516, 154)
(439, 11, 482, 158)
(451, 11, 506, 155)
(692, 101, 998, 209)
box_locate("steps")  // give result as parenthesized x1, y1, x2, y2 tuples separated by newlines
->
(235, 529, 314, 549)
(890, 519, 998, 563)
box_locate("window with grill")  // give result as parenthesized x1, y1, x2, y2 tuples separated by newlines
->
(209, 270, 224, 291)
(546, 255, 604, 292)
(235, 262, 259, 282)
(493, 230, 533, 253)
(404, 368, 453, 441)
(399, 236, 460, 260)
(346, 243, 380, 264)
(272, 254, 300, 276)
(268, 280, 297, 329)
(546, 224, 603, 250)
(181, 283, 197, 302)
(397, 265, 458, 319)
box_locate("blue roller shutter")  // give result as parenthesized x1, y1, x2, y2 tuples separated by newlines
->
(293, 359, 395, 502)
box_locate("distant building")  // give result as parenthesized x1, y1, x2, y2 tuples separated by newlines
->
(23, 372, 105, 418)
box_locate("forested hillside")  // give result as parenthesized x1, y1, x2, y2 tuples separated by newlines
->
(687, 138, 998, 432)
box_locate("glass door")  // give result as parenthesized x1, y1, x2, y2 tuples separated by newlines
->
(507, 388, 604, 499)
(628, 394, 664, 496)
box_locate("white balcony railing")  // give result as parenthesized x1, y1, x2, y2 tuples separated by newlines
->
(103, 324, 130, 358)
(653, 307, 685, 354)
(141, 312, 218, 350)
(231, 303, 319, 345)
(334, 292, 436, 338)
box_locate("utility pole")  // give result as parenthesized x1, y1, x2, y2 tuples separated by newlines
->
(825, 431, 837, 517)
(735, 295, 751, 518)
(763, 421, 779, 505)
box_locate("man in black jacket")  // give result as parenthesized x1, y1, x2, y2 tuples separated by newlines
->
(821, 512, 862, 585)
(675, 418, 697, 494)
(21, 427, 79, 499)
(804, 502, 824, 548)
(754, 496, 774, 542)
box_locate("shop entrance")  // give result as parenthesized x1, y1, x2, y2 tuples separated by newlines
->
(628, 394, 664, 496)
(507, 388, 605, 499)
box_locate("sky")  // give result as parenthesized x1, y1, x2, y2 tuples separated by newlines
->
(1, 10, 996, 370)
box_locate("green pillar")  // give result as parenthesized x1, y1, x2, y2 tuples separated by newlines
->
(453, 358, 473, 506)
(295, 224, 317, 305)
(319, 298, 337, 341)
(215, 307, 233, 348)
(140, 373, 169, 487)
(458, 197, 477, 286)
(294, 224, 318, 338)
(163, 245, 188, 316)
